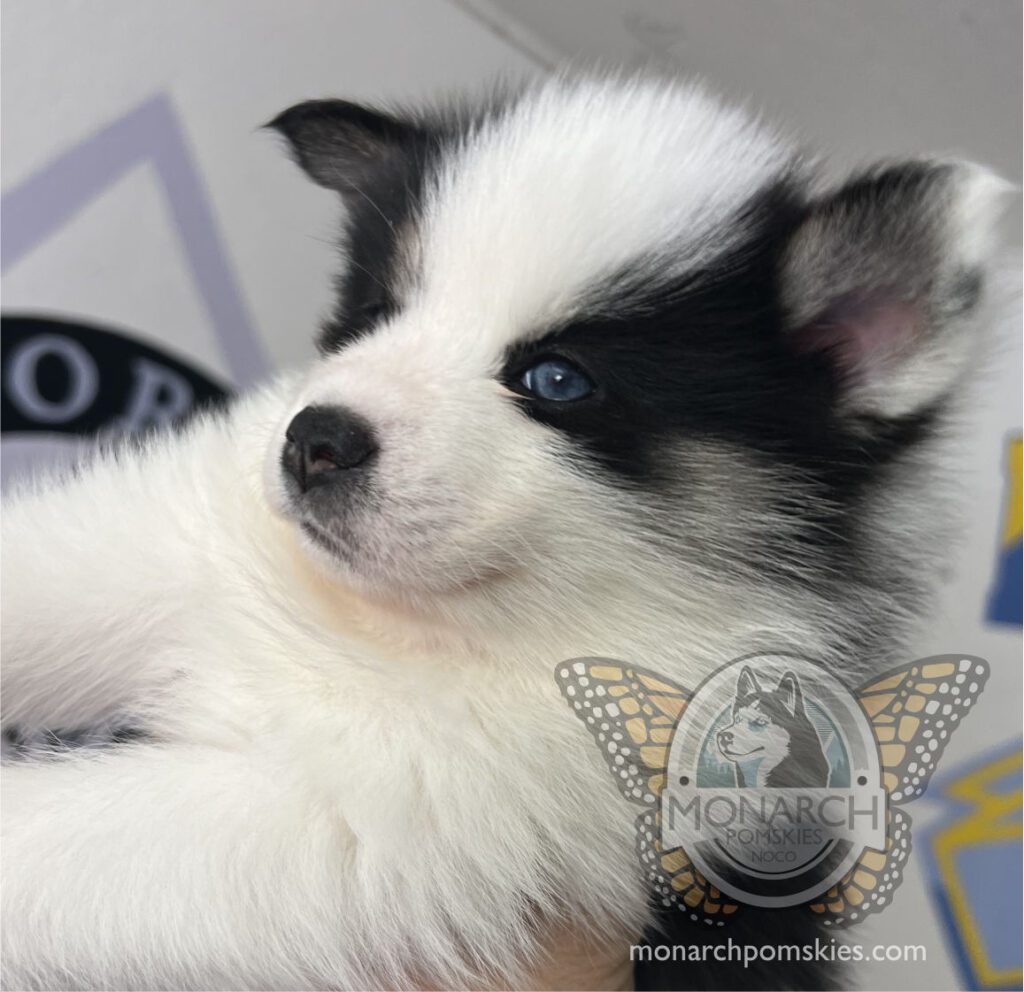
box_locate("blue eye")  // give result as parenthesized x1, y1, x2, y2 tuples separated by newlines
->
(519, 358, 594, 402)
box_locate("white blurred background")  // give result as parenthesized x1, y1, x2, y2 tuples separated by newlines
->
(2, 3, 1020, 990)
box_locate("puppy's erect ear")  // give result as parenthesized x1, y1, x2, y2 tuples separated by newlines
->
(736, 665, 762, 700)
(266, 99, 419, 193)
(780, 161, 1009, 421)
(776, 672, 804, 718)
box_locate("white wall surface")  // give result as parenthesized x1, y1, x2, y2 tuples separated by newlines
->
(481, 0, 1023, 207)
(2, 0, 540, 379)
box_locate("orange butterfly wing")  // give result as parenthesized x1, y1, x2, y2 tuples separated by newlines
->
(857, 655, 989, 802)
(806, 806, 911, 927)
(555, 659, 688, 805)
(637, 808, 741, 925)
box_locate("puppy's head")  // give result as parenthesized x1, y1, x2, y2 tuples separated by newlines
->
(263, 78, 1006, 659)
(718, 668, 803, 760)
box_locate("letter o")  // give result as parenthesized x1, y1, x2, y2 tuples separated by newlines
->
(5, 335, 99, 424)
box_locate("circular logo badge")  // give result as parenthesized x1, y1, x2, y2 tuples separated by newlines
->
(662, 654, 885, 908)
(557, 652, 988, 927)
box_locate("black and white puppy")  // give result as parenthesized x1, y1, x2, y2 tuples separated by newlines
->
(0, 75, 1007, 990)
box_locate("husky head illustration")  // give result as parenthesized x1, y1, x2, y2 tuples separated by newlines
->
(716, 666, 830, 787)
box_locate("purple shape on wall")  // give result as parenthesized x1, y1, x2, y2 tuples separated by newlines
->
(1, 92, 269, 386)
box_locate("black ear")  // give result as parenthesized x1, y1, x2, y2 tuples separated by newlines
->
(265, 99, 418, 193)
(780, 161, 1008, 421)
(736, 665, 762, 700)
(776, 672, 804, 717)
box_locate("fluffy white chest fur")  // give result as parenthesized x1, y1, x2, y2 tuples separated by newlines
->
(0, 75, 1006, 990)
(2, 381, 652, 990)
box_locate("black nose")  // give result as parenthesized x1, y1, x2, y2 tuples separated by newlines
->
(718, 731, 733, 747)
(282, 405, 377, 492)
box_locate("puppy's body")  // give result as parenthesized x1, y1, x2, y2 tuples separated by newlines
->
(0, 77, 1006, 990)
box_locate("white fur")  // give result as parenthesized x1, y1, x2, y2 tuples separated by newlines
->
(0, 76, 1005, 990)
(415, 79, 792, 335)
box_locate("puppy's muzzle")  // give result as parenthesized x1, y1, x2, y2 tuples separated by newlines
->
(282, 405, 378, 494)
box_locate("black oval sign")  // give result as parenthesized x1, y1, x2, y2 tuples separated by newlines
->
(1, 313, 230, 437)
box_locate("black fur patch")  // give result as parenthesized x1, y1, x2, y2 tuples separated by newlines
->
(271, 94, 517, 354)
(499, 182, 816, 480)
(496, 175, 946, 581)
(318, 124, 443, 353)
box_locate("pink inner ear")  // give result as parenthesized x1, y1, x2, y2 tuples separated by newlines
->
(792, 294, 924, 387)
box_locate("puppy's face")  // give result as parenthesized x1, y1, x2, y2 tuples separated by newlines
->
(717, 702, 790, 769)
(718, 670, 801, 764)
(263, 79, 1002, 629)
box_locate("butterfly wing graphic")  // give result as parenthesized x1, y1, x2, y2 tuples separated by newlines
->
(806, 806, 912, 927)
(555, 659, 689, 805)
(636, 808, 741, 925)
(805, 655, 989, 926)
(857, 655, 990, 802)
(555, 659, 741, 924)
(558, 654, 989, 930)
